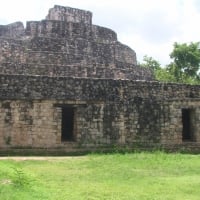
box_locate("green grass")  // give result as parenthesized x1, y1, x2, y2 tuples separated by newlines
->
(0, 152, 200, 200)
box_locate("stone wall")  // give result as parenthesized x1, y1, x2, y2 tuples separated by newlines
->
(0, 74, 199, 149)
(0, 5, 152, 80)
(0, 100, 59, 148)
(92, 25, 117, 42)
(0, 22, 24, 38)
(46, 5, 92, 25)
(0, 75, 199, 100)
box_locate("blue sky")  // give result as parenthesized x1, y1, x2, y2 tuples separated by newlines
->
(0, 0, 200, 65)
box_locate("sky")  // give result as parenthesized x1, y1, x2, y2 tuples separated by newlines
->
(0, 0, 200, 65)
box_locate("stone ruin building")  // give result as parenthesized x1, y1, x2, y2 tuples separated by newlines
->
(0, 5, 200, 153)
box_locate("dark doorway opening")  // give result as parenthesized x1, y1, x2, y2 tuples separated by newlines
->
(61, 107, 75, 142)
(182, 109, 193, 141)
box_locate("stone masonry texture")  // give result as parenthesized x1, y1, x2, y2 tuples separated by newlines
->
(0, 5, 200, 152)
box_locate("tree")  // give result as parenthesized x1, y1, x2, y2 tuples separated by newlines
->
(155, 67, 176, 82)
(140, 55, 161, 71)
(140, 55, 174, 82)
(140, 42, 200, 84)
(169, 42, 200, 83)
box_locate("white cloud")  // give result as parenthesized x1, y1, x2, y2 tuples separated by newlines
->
(0, 0, 200, 65)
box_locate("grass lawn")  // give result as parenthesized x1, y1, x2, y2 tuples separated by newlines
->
(0, 152, 200, 200)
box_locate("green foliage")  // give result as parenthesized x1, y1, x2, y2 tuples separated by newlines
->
(167, 62, 200, 84)
(12, 167, 30, 187)
(170, 42, 200, 81)
(140, 42, 200, 84)
(140, 55, 175, 82)
(140, 55, 161, 71)
(154, 67, 176, 82)
(0, 153, 200, 199)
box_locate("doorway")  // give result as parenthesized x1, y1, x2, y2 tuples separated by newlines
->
(182, 108, 194, 141)
(61, 107, 75, 142)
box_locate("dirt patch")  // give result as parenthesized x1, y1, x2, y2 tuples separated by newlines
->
(1, 179, 12, 185)
(0, 156, 85, 161)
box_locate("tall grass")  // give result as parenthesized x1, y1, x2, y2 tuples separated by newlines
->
(0, 152, 200, 200)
